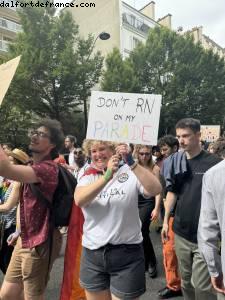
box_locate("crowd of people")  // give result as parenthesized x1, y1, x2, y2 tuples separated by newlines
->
(0, 117, 225, 300)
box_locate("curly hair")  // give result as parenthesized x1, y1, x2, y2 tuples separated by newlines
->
(82, 139, 117, 158)
(35, 118, 65, 159)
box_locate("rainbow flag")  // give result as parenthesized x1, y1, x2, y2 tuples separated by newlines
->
(60, 202, 86, 300)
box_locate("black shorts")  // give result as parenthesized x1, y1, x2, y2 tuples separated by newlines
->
(80, 243, 146, 299)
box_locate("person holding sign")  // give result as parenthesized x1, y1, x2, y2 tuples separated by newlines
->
(75, 140, 162, 300)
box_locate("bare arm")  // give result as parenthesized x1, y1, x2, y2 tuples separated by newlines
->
(0, 181, 20, 212)
(75, 155, 119, 208)
(161, 191, 177, 242)
(151, 165, 162, 220)
(164, 191, 177, 224)
(75, 177, 109, 208)
(132, 164, 162, 197)
(117, 145, 161, 197)
(0, 146, 38, 183)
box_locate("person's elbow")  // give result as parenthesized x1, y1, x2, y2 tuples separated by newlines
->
(74, 188, 86, 208)
(144, 180, 162, 198)
(151, 179, 162, 196)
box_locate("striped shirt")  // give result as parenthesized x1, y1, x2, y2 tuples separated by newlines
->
(0, 181, 17, 229)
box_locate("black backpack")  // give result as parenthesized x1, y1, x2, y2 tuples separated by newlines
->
(30, 164, 77, 227)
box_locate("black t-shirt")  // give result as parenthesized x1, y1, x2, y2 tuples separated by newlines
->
(138, 194, 155, 208)
(173, 151, 221, 243)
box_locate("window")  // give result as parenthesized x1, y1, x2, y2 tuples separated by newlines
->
(133, 37, 141, 49)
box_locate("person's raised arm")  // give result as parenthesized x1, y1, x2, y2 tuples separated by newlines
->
(117, 144, 162, 197)
(75, 154, 120, 207)
(0, 181, 21, 212)
(0, 146, 38, 183)
(161, 191, 177, 243)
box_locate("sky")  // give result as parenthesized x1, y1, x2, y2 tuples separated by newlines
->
(125, 0, 225, 48)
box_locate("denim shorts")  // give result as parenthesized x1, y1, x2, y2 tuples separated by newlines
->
(80, 243, 146, 299)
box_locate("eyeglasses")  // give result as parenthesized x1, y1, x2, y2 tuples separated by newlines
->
(29, 130, 50, 139)
(139, 152, 151, 156)
(74, 150, 83, 155)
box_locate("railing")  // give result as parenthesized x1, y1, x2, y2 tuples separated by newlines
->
(122, 13, 150, 35)
(0, 17, 22, 33)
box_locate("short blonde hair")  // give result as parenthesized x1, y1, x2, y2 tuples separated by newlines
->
(82, 139, 117, 158)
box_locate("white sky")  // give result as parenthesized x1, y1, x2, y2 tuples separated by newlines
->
(125, 0, 225, 47)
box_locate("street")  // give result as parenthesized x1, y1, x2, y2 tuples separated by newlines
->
(0, 227, 183, 300)
(46, 227, 183, 300)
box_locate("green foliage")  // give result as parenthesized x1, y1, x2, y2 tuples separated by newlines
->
(2, 2, 103, 140)
(101, 48, 138, 92)
(101, 27, 225, 137)
(0, 104, 32, 148)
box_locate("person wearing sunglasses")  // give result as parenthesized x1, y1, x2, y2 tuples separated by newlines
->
(0, 119, 64, 300)
(73, 147, 88, 181)
(133, 144, 161, 279)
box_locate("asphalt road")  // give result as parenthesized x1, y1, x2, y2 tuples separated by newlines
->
(0, 228, 184, 300)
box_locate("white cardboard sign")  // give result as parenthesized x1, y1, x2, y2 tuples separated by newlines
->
(201, 125, 220, 142)
(86, 91, 162, 145)
(0, 56, 21, 106)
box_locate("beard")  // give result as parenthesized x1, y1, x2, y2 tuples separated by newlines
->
(29, 145, 41, 154)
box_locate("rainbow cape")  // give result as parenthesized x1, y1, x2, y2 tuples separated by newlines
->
(60, 202, 85, 300)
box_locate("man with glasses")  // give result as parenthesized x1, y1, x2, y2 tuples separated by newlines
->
(0, 119, 64, 300)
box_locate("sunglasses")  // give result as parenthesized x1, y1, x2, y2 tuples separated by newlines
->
(139, 152, 151, 156)
(74, 150, 83, 155)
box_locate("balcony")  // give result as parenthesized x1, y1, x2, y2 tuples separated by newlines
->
(0, 17, 22, 33)
(0, 39, 10, 52)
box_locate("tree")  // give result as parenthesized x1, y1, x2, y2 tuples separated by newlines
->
(0, 104, 32, 148)
(3, 2, 103, 137)
(101, 48, 138, 92)
(101, 27, 225, 136)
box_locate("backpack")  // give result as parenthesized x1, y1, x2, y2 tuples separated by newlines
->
(30, 164, 77, 227)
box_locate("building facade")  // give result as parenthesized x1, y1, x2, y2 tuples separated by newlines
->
(0, 0, 21, 57)
(183, 26, 225, 60)
(64, 0, 171, 59)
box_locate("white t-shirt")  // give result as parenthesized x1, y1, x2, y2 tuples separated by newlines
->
(68, 149, 76, 167)
(78, 164, 144, 249)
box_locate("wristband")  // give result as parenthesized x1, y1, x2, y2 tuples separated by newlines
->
(125, 153, 135, 166)
(103, 168, 113, 182)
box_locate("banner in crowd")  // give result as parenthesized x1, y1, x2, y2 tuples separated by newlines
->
(86, 91, 162, 145)
(201, 125, 220, 142)
(0, 55, 21, 106)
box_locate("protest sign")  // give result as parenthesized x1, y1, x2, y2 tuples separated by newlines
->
(201, 125, 220, 142)
(0, 56, 21, 106)
(86, 91, 162, 145)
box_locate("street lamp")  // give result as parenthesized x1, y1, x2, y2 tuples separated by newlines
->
(83, 32, 110, 133)
(86, 32, 110, 61)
